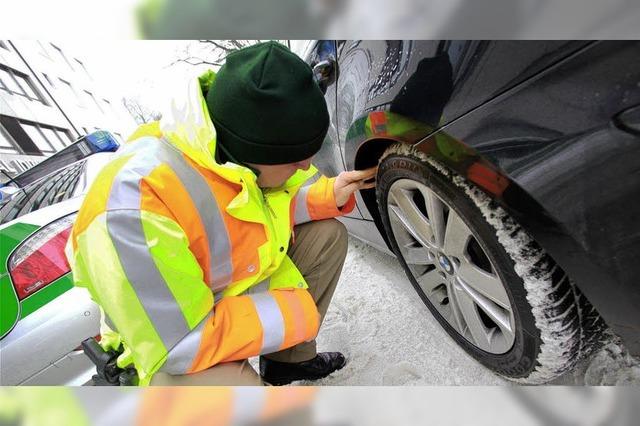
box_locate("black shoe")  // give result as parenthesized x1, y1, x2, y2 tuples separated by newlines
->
(259, 352, 347, 385)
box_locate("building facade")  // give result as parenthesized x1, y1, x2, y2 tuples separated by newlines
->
(0, 40, 135, 181)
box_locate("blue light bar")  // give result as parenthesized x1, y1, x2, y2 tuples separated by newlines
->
(85, 130, 120, 152)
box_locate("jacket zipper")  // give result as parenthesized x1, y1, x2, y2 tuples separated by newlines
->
(263, 193, 277, 218)
(262, 192, 279, 266)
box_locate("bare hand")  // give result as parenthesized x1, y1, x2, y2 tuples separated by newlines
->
(334, 167, 377, 207)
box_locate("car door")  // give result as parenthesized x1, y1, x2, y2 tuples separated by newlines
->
(336, 40, 442, 220)
(335, 40, 590, 220)
(301, 40, 364, 219)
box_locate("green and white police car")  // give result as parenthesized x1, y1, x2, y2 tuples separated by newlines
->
(0, 153, 113, 385)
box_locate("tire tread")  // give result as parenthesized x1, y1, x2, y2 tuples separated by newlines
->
(377, 143, 607, 383)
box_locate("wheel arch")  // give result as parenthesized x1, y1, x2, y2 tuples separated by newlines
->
(353, 136, 399, 251)
(352, 124, 572, 282)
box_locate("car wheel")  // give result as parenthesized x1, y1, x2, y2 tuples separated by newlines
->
(376, 143, 606, 383)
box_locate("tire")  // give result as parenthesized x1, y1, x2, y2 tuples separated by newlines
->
(376, 143, 606, 383)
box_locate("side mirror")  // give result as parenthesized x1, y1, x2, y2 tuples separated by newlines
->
(313, 59, 336, 94)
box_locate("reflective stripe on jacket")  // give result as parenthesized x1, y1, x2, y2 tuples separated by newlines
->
(66, 73, 356, 385)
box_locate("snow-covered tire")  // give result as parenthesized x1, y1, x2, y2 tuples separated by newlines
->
(376, 144, 606, 383)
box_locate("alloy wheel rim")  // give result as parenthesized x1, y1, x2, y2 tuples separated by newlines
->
(387, 178, 516, 354)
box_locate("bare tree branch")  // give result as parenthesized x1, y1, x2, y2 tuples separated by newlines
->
(204, 41, 233, 53)
(170, 57, 223, 67)
(122, 97, 162, 124)
(229, 40, 246, 49)
(170, 40, 279, 71)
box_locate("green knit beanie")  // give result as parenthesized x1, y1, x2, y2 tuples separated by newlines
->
(206, 41, 329, 165)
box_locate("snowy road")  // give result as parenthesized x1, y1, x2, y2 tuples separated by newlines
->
(294, 237, 640, 386)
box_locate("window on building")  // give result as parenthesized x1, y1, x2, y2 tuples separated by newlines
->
(0, 65, 47, 104)
(84, 90, 104, 113)
(18, 122, 72, 155)
(103, 99, 114, 115)
(50, 44, 74, 71)
(74, 59, 92, 80)
(0, 67, 21, 93)
(37, 41, 51, 59)
(103, 98, 120, 119)
(42, 73, 54, 87)
(56, 129, 74, 144)
(0, 67, 24, 94)
(20, 122, 56, 155)
(58, 78, 83, 107)
(0, 125, 21, 154)
(40, 127, 67, 150)
(15, 75, 42, 101)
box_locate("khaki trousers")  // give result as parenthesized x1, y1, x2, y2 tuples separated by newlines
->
(151, 218, 348, 386)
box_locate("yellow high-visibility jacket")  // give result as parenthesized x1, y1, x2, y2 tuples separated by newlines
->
(66, 72, 355, 385)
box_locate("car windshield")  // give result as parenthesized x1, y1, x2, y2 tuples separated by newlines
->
(0, 160, 87, 225)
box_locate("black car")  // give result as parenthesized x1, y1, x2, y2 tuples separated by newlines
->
(297, 40, 640, 383)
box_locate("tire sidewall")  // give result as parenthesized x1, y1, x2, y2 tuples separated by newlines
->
(376, 154, 542, 379)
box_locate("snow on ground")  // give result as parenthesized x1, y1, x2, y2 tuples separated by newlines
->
(552, 339, 640, 385)
(301, 236, 506, 385)
(286, 236, 640, 386)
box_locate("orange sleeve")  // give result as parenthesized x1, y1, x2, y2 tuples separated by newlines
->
(294, 176, 356, 224)
(185, 289, 319, 373)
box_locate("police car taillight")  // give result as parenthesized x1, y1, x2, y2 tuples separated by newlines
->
(8, 214, 77, 300)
